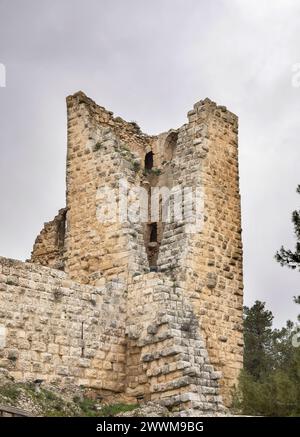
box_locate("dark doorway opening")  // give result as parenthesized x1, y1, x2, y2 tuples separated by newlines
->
(149, 222, 157, 242)
(145, 151, 154, 170)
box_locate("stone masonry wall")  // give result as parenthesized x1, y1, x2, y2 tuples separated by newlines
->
(126, 273, 224, 414)
(20, 91, 243, 411)
(183, 100, 243, 405)
(65, 92, 150, 285)
(0, 257, 126, 395)
(30, 208, 67, 270)
(150, 99, 243, 405)
(0, 256, 225, 413)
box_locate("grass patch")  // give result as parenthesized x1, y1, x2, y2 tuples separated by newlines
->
(77, 398, 98, 416)
(130, 121, 142, 134)
(143, 168, 162, 176)
(132, 160, 141, 172)
(151, 168, 162, 176)
(0, 384, 20, 401)
(98, 403, 138, 417)
(0, 381, 138, 417)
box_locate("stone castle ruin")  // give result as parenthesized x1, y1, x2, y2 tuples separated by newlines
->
(0, 92, 243, 414)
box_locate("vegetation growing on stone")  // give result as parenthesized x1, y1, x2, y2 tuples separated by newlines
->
(143, 167, 162, 176)
(132, 160, 141, 172)
(93, 142, 102, 152)
(0, 374, 138, 417)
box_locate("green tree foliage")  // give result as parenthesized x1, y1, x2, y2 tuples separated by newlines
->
(235, 368, 299, 416)
(235, 184, 300, 415)
(244, 301, 274, 380)
(234, 298, 300, 416)
(275, 185, 300, 271)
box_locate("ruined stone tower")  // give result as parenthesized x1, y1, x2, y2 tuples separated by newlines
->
(0, 92, 243, 414)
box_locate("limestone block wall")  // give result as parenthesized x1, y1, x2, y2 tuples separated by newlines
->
(182, 100, 243, 405)
(156, 119, 202, 273)
(125, 273, 224, 413)
(30, 208, 67, 270)
(65, 92, 150, 285)
(24, 92, 243, 410)
(0, 257, 126, 394)
(149, 99, 243, 405)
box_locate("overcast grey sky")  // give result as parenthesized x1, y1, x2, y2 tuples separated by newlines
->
(0, 0, 299, 327)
